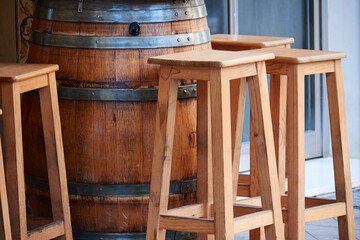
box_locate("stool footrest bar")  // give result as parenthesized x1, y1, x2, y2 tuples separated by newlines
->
(166, 203, 204, 217)
(233, 204, 263, 217)
(237, 184, 251, 197)
(237, 174, 250, 184)
(159, 214, 214, 234)
(235, 197, 262, 206)
(305, 202, 346, 222)
(27, 220, 65, 240)
(233, 210, 274, 233)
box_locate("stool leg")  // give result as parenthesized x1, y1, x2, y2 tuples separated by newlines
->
(326, 60, 355, 240)
(1, 82, 28, 240)
(0, 137, 12, 240)
(249, 118, 264, 240)
(270, 74, 287, 195)
(197, 80, 214, 240)
(39, 72, 73, 240)
(250, 74, 287, 240)
(286, 64, 305, 240)
(248, 61, 285, 240)
(231, 78, 247, 200)
(146, 66, 179, 240)
(209, 69, 234, 240)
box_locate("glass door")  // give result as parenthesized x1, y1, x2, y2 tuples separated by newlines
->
(206, 0, 322, 160)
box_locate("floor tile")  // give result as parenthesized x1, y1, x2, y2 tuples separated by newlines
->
(235, 230, 248, 239)
(305, 231, 319, 240)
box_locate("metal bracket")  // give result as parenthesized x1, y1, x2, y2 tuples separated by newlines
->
(180, 179, 197, 194)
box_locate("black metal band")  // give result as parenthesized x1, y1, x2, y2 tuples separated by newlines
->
(25, 174, 197, 197)
(30, 30, 210, 49)
(34, 0, 207, 23)
(28, 84, 197, 102)
(73, 230, 196, 240)
(56, 85, 197, 102)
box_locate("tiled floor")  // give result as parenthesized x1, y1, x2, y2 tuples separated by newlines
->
(235, 189, 360, 240)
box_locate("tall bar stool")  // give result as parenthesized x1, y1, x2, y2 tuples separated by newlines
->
(211, 35, 294, 239)
(211, 34, 294, 198)
(238, 48, 355, 240)
(145, 50, 285, 240)
(0, 109, 12, 240)
(0, 63, 73, 240)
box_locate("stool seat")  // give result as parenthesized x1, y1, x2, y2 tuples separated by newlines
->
(0, 63, 58, 82)
(211, 34, 294, 48)
(253, 48, 346, 63)
(148, 50, 274, 67)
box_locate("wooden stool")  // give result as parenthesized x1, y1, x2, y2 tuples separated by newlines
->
(0, 63, 73, 240)
(211, 34, 294, 198)
(145, 50, 285, 240)
(237, 48, 355, 240)
(211, 35, 295, 240)
(0, 109, 12, 240)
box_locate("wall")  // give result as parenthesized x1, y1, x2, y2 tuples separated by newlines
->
(326, 0, 360, 158)
(0, 0, 16, 63)
(0, 1, 16, 237)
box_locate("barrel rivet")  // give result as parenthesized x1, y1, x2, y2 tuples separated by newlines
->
(183, 89, 188, 94)
(99, 187, 103, 191)
(193, 88, 196, 93)
(91, 92, 95, 96)
(175, 12, 179, 16)
(177, 38, 181, 42)
(187, 37, 191, 41)
(185, 11, 188, 15)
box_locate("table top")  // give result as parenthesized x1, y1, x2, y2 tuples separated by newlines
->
(0, 63, 59, 82)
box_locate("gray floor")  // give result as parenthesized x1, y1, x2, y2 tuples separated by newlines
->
(235, 189, 360, 240)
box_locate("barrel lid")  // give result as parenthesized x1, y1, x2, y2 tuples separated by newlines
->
(34, 0, 207, 23)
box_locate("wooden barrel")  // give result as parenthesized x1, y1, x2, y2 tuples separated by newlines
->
(23, 0, 211, 239)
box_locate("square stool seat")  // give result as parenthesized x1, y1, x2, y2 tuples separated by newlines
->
(0, 63, 58, 82)
(252, 48, 346, 63)
(211, 34, 294, 50)
(148, 49, 274, 67)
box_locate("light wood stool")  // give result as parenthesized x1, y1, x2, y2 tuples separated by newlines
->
(0, 109, 12, 240)
(0, 63, 73, 240)
(211, 34, 294, 239)
(145, 50, 285, 240)
(237, 48, 355, 240)
(212, 34, 294, 197)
